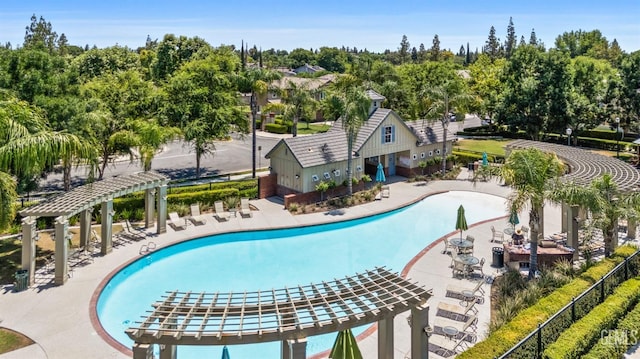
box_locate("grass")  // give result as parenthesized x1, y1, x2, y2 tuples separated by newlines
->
(0, 327, 33, 354)
(296, 122, 331, 135)
(454, 138, 512, 156)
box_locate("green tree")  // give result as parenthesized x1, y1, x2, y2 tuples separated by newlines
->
(164, 52, 243, 178)
(569, 56, 618, 131)
(501, 148, 565, 278)
(130, 119, 181, 171)
(235, 67, 282, 177)
(618, 51, 640, 131)
(23, 14, 58, 53)
(429, 34, 441, 61)
(484, 26, 502, 61)
(282, 81, 316, 137)
(288, 48, 315, 69)
(341, 88, 371, 195)
(399, 35, 411, 64)
(0, 94, 94, 230)
(504, 17, 517, 59)
(152, 34, 212, 82)
(468, 54, 506, 125)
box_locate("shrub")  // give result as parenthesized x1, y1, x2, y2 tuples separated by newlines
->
(543, 277, 640, 359)
(265, 123, 288, 134)
(582, 299, 640, 358)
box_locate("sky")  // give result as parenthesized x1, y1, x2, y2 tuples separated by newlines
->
(0, 0, 638, 54)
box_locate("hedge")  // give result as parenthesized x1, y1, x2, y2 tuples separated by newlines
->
(457, 245, 638, 359)
(265, 123, 288, 134)
(582, 297, 640, 359)
(543, 277, 640, 359)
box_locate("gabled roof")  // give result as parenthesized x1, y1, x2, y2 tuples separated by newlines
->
(271, 74, 335, 91)
(405, 120, 457, 145)
(267, 108, 423, 168)
(366, 89, 386, 101)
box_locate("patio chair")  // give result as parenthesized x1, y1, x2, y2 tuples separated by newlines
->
(437, 300, 477, 321)
(452, 260, 467, 278)
(471, 258, 485, 278)
(123, 220, 146, 241)
(189, 204, 207, 225)
(214, 201, 230, 222)
(442, 238, 451, 254)
(381, 185, 390, 198)
(168, 212, 187, 230)
(466, 235, 475, 244)
(239, 198, 252, 218)
(429, 333, 472, 357)
(491, 225, 505, 243)
(521, 225, 530, 241)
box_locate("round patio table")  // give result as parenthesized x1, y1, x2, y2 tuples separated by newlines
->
(454, 255, 479, 266)
(504, 227, 515, 236)
(460, 289, 475, 307)
(449, 238, 473, 248)
(442, 326, 459, 340)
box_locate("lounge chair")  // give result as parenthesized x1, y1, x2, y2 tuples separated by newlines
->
(168, 212, 187, 230)
(214, 201, 230, 222)
(123, 220, 146, 241)
(437, 300, 477, 321)
(381, 185, 390, 198)
(189, 204, 207, 225)
(446, 280, 485, 298)
(434, 314, 478, 334)
(239, 198, 252, 218)
(429, 333, 473, 357)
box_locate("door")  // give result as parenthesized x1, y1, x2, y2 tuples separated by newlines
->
(388, 153, 396, 176)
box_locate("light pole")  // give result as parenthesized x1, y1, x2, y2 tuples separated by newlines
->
(566, 128, 572, 146)
(615, 117, 623, 159)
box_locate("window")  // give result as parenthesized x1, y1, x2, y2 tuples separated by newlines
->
(312, 174, 319, 182)
(356, 165, 363, 172)
(373, 101, 377, 107)
(435, 149, 441, 155)
(412, 154, 417, 160)
(429, 151, 433, 157)
(333, 169, 341, 177)
(420, 152, 425, 159)
(382, 125, 395, 144)
(323, 172, 331, 180)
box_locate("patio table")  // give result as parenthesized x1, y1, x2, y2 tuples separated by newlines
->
(442, 326, 459, 340)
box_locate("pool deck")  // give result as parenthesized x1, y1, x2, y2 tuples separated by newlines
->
(0, 171, 596, 359)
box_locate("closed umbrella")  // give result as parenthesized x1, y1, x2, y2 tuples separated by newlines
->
(329, 329, 363, 359)
(482, 152, 488, 167)
(221, 346, 230, 359)
(455, 205, 468, 239)
(509, 211, 520, 230)
(375, 162, 386, 183)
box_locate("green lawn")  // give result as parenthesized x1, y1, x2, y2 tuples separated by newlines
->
(454, 138, 513, 157)
(296, 122, 331, 135)
(0, 328, 32, 354)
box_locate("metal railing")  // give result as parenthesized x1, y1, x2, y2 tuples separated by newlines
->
(498, 249, 640, 359)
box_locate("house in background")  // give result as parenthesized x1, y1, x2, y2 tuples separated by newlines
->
(293, 63, 326, 74)
(262, 74, 335, 123)
(264, 90, 456, 202)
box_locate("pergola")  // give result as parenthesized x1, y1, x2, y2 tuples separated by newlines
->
(126, 267, 433, 359)
(19, 172, 169, 286)
(506, 140, 640, 253)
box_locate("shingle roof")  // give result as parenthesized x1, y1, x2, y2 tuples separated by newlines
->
(366, 89, 386, 101)
(267, 108, 426, 168)
(405, 120, 457, 145)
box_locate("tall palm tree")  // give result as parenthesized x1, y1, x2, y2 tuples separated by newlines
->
(342, 88, 371, 196)
(551, 174, 640, 257)
(420, 82, 472, 174)
(501, 148, 565, 279)
(129, 119, 181, 171)
(0, 96, 94, 230)
(236, 68, 281, 178)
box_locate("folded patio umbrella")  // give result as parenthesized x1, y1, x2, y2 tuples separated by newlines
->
(482, 152, 488, 167)
(456, 205, 468, 239)
(221, 345, 230, 359)
(375, 162, 386, 183)
(329, 329, 363, 359)
(509, 211, 520, 230)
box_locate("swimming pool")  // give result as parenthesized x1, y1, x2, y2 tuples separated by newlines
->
(96, 191, 506, 358)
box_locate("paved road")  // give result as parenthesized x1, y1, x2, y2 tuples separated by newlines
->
(40, 134, 281, 191)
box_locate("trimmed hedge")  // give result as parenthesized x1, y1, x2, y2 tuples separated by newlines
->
(543, 277, 640, 359)
(582, 297, 640, 359)
(457, 246, 638, 359)
(265, 123, 288, 134)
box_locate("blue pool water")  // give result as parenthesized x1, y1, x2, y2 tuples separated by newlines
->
(97, 191, 506, 358)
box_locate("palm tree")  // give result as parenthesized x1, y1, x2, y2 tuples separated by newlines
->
(0, 95, 94, 230)
(420, 82, 472, 174)
(236, 68, 281, 178)
(282, 81, 315, 136)
(501, 148, 565, 279)
(341, 88, 371, 196)
(129, 119, 181, 171)
(551, 174, 640, 257)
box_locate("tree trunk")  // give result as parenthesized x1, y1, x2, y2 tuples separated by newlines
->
(62, 157, 71, 191)
(604, 224, 616, 257)
(441, 121, 448, 175)
(195, 149, 202, 179)
(251, 92, 258, 178)
(347, 135, 353, 196)
(528, 205, 544, 279)
(292, 114, 298, 137)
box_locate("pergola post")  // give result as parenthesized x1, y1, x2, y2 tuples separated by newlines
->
(411, 303, 429, 359)
(54, 216, 69, 285)
(79, 209, 92, 249)
(144, 188, 156, 228)
(378, 316, 394, 359)
(101, 200, 114, 255)
(285, 338, 306, 359)
(132, 342, 154, 359)
(567, 206, 580, 261)
(628, 219, 637, 239)
(159, 344, 176, 359)
(561, 202, 569, 233)
(157, 185, 167, 234)
(21, 216, 37, 287)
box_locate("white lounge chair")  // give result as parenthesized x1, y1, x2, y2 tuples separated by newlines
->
(239, 198, 252, 218)
(214, 201, 230, 222)
(446, 279, 485, 298)
(123, 220, 146, 241)
(381, 185, 390, 198)
(429, 333, 472, 357)
(434, 314, 478, 334)
(437, 300, 477, 321)
(168, 212, 187, 230)
(189, 204, 207, 225)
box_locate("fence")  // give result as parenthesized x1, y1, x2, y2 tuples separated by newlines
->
(498, 249, 640, 359)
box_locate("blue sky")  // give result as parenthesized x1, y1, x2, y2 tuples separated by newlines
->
(1, 0, 638, 53)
